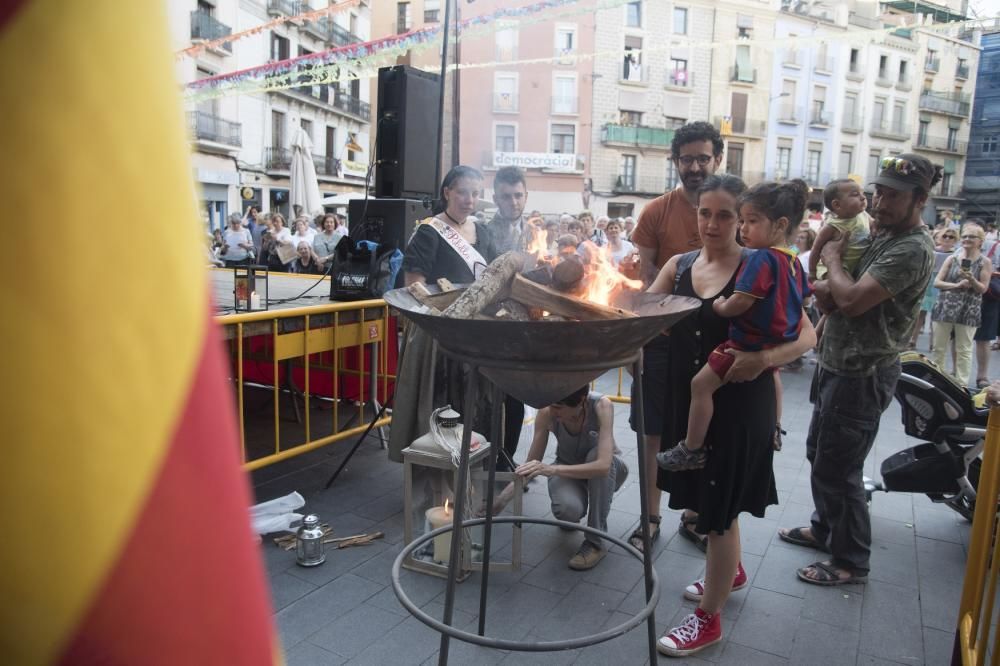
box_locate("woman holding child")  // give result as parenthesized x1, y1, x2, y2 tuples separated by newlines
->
(647, 175, 816, 656)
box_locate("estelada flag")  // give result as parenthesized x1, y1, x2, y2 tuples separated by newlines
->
(0, 1, 277, 664)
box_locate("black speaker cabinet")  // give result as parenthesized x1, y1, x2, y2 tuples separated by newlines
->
(375, 65, 441, 200)
(348, 198, 428, 254)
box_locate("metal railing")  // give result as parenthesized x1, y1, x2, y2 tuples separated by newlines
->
(713, 116, 766, 137)
(842, 113, 864, 132)
(424, 9, 440, 22)
(493, 92, 518, 113)
(926, 56, 941, 72)
(870, 119, 911, 139)
(612, 174, 666, 195)
(313, 154, 342, 176)
(955, 409, 1000, 665)
(809, 105, 832, 126)
(602, 123, 673, 148)
(813, 56, 834, 72)
(920, 90, 971, 116)
(190, 10, 232, 52)
(266, 147, 292, 170)
(847, 64, 865, 80)
(729, 65, 757, 83)
(914, 134, 967, 153)
(330, 22, 361, 47)
(188, 111, 242, 146)
(665, 69, 694, 88)
(621, 63, 649, 83)
(957, 63, 970, 79)
(215, 299, 393, 472)
(551, 96, 579, 114)
(267, 0, 299, 16)
(333, 91, 371, 120)
(848, 12, 881, 29)
(777, 104, 802, 123)
(783, 51, 802, 68)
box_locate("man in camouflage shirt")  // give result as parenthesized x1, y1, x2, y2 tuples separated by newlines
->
(780, 154, 941, 586)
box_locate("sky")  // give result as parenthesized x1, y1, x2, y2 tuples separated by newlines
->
(969, 0, 1000, 18)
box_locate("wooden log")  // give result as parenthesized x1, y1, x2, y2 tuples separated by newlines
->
(442, 252, 526, 319)
(436, 278, 456, 293)
(551, 258, 585, 295)
(495, 299, 531, 321)
(510, 273, 635, 320)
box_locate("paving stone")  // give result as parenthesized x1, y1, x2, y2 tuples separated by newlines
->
(522, 546, 588, 595)
(285, 641, 346, 666)
(868, 538, 920, 589)
(789, 616, 860, 665)
(481, 582, 566, 642)
(717, 640, 790, 665)
(922, 626, 954, 666)
(728, 588, 803, 658)
(285, 539, 390, 587)
(800, 584, 864, 631)
(579, 549, 645, 593)
(916, 536, 965, 632)
(738, 516, 781, 557)
(913, 506, 966, 544)
(367, 568, 445, 617)
(352, 491, 405, 523)
(368, 510, 406, 545)
(750, 538, 821, 599)
(532, 581, 625, 642)
(869, 492, 915, 524)
(870, 515, 917, 547)
(274, 573, 384, 648)
(858, 580, 923, 664)
(270, 571, 319, 611)
(307, 604, 406, 658)
(348, 615, 443, 666)
(571, 611, 655, 666)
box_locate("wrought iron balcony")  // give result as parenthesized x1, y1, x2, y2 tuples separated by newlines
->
(601, 124, 673, 149)
(330, 22, 362, 47)
(777, 104, 802, 124)
(919, 90, 971, 116)
(870, 119, 910, 140)
(914, 134, 967, 154)
(729, 65, 757, 84)
(190, 11, 232, 53)
(313, 154, 342, 176)
(956, 63, 970, 79)
(925, 56, 940, 73)
(612, 174, 666, 195)
(267, 0, 299, 17)
(266, 147, 292, 170)
(665, 69, 694, 89)
(842, 114, 864, 133)
(713, 116, 766, 137)
(333, 91, 371, 120)
(188, 111, 241, 147)
(809, 105, 832, 127)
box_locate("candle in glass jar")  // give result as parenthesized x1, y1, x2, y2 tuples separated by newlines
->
(250, 291, 261, 310)
(425, 499, 453, 564)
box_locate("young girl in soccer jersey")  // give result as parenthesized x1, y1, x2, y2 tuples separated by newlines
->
(658, 179, 811, 472)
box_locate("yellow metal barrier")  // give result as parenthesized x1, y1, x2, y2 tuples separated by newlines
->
(215, 300, 393, 471)
(592, 367, 632, 404)
(956, 407, 1000, 665)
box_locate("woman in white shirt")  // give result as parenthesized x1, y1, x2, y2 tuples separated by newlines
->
(292, 216, 317, 247)
(220, 213, 254, 267)
(605, 218, 635, 267)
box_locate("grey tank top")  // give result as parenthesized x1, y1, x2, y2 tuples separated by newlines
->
(549, 394, 617, 464)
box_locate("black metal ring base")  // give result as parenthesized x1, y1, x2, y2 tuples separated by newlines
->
(391, 515, 660, 652)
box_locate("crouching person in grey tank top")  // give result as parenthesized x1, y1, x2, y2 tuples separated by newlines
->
(515, 386, 629, 571)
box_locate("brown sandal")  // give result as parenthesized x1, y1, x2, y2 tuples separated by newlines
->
(627, 515, 660, 552)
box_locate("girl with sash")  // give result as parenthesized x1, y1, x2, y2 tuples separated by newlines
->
(389, 166, 498, 463)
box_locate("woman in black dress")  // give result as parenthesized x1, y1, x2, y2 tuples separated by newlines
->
(388, 166, 498, 463)
(649, 175, 816, 656)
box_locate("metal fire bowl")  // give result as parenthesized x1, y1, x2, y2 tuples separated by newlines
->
(385, 286, 700, 408)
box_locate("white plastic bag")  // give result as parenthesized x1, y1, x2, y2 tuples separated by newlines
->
(250, 491, 306, 535)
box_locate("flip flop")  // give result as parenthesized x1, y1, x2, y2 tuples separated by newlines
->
(678, 515, 708, 553)
(778, 526, 828, 551)
(797, 561, 867, 586)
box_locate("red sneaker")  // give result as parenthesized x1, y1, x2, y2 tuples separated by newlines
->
(683, 561, 748, 601)
(657, 607, 722, 657)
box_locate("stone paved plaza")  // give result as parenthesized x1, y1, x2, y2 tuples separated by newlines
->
(252, 343, 974, 665)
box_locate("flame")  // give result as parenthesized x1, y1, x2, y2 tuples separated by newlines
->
(578, 241, 643, 307)
(444, 499, 451, 515)
(525, 225, 552, 262)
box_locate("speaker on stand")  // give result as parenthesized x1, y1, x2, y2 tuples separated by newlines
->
(375, 65, 441, 201)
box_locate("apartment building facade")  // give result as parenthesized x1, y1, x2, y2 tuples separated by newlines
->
(170, 0, 372, 230)
(588, 0, 712, 218)
(962, 28, 1000, 225)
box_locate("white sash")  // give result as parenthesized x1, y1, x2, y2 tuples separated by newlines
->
(429, 218, 488, 279)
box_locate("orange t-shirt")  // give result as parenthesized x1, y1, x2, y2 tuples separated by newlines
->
(631, 189, 702, 269)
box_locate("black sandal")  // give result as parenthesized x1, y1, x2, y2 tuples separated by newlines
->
(628, 515, 661, 552)
(677, 514, 708, 553)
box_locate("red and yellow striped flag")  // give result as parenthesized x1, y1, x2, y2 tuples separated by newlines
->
(1, 1, 277, 663)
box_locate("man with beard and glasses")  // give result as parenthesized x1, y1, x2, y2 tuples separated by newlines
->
(627, 121, 724, 554)
(779, 153, 939, 586)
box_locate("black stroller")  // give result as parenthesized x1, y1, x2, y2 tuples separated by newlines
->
(867, 352, 988, 520)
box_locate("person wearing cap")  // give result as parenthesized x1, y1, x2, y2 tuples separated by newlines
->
(220, 212, 255, 268)
(779, 153, 940, 586)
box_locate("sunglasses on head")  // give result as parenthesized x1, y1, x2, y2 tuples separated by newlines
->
(880, 156, 916, 175)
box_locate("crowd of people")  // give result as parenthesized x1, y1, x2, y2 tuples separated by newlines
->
(388, 119, 955, 657)
(208, 208, 348, 275)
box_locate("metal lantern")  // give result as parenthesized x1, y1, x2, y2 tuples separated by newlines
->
(401, 409, 522, 581)
(296, 514, 326, 567)
(233, 265, 269, 312)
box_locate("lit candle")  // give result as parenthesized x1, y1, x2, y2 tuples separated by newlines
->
(425, 499, 453, 565)
(250, 291, 261, 310)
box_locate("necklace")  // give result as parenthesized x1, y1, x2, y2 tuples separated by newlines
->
(443, 211, 466, 227)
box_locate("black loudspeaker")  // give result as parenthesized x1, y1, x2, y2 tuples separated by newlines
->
(375, 65, 440, 199)
(348, 198, 428, 255)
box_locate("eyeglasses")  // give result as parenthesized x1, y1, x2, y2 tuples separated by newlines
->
(880, 156, 916, 175)
(961, 234, 982, 240)
(677, 155, 714, 167)
(941, 235, 957, 240)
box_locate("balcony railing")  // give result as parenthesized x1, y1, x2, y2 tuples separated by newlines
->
(602, 124, 674, 149)
(190, 11, 232, 52)
(621, 62, 649, 83)
(809, 105, 832, 126)
(330, 22, 362, 47)
(919, 90, 971, 116)
(814, 56, 834, 73)
(267, 0, 299, 16)
(713, 116, 767, 137)
(729, 65, 757, 83)
(846, 63, 864, 81)
(777, 104, 802, 123)
(848, 12, 881, 29)
(333, 91, 371, 120)
(493, 92, 518, 113)
(870, 119, 910, 140)
(876, 71, 894, 87)
(612, 174, 667, 195)
(665, 69, 694, 89)
(914, 134, 967, 154)
(188, 111, 242, 147)
(956, 63, 970, 79)
(925, 56, 940, 73)
(266, 147, 292, 170)
(551, 96, 578, 114)
(424, 9, 440, 22)
(313, 154, 342, 176)
(842, 113, 864, 133)
(783, 51, 802, 68)
(896, 76, 912, 91)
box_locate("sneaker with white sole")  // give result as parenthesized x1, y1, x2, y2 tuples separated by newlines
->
(568, 540, 606, 570)
(657, 607, 722, 657)
(683, 561, 748, 601)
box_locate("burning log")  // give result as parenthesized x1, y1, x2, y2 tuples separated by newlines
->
(510, 274, 635, 321)
(407, 281, 465, 312)
(436, 278, 457, 293)
(495, 299, 531, 321)
(551, 258, 585, 295)
(443, 251, 525, 319)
